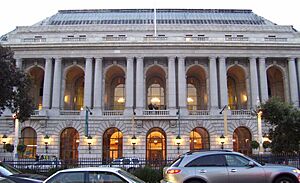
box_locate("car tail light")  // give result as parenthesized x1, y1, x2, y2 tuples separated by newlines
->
(167, 169, 181, 174)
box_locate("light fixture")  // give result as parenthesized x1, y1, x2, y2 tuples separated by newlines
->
(44, 135, 50, 154)
(117, 97, 125, 103)
(2, 135, 7, 153)
(220, 134, 225, 150)
(87, 135, 93, 154)
(175, 135, 182, 154)
(150, 97, 160, 104)
(187, 97, 194, 103)
(131, 135, 137, 154)
(153, 139, 158, 144)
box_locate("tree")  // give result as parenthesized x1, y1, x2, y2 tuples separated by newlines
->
(260, 98, 300, 153)
(0, 45, 34, 122)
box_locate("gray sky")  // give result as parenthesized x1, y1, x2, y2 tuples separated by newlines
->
(1, 0, 299, 36)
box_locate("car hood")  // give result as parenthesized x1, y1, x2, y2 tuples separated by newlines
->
(12, 173, 47, 180)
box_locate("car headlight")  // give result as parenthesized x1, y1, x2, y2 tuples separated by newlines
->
(292, 169, 300, 173)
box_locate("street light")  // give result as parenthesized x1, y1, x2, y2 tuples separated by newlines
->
(220, 134, 225, 149)
(44, 135, 50, 154)
(131, 135, 137, 154)
(87, 135, 93, 154)
(175, 135, 181, 154)
(2, 134, 8, 152)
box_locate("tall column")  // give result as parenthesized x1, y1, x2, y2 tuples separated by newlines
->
(125, 57, 134, 115)
(209, 56, 219, 111)
(258, 57, 268, 103)
(136, 57, 144, 115)
(288, 57, 299, 106)
(15, 58, 23, 69)
(84, 57, 93, 108)
(168, 57, 176, 113)
(93, 58, 103, 115)
(249, 57, 259, 108)
(52, 58, 62, 111)
(297, 58, 300, 107)
(42, 58, 53, 109)
(219, 57, 228, 108)
(178, 57, 188, 115)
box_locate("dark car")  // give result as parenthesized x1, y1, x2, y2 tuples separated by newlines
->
(0, 162, 45, 183)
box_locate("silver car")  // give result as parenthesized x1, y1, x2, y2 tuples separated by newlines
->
(161, 150, 300, 183)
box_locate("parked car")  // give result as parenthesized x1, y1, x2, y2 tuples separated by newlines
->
(161, 150, 300, 183)
(43, 167, 145, 183)
(29, 159, 61, 172)
(111, 158, 141, 172)
(0, 162, 45, 183)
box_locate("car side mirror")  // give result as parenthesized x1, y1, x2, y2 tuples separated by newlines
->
(247, 161, 255, 167)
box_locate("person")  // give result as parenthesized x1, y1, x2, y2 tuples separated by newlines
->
(35, 154, 39, 161)
(148, 103, 153, 110)
(153, 104, 158, 110)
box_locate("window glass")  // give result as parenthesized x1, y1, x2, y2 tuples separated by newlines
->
(225, 155, 250, 167)
(47, 172, 85, 183)
(186, 155, 225, 167)
(88, 172, 126, 183)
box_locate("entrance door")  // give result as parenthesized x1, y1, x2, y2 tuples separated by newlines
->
(146, 128, 166, 166)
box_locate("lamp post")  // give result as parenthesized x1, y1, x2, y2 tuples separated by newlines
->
(84, 106, 93, 137)
(2, 134, 8, 152)
(175, 135, 181, 154)
(220, 134, 225, 149)
(44, 135, 50, 154)
(131, 135, 137, 154)
(87, 135, 93, 154)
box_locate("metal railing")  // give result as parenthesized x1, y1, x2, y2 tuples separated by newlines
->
(143, 110, 170, 116)
(59, 110, 81, 115)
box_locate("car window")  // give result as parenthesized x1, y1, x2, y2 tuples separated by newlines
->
(185, 155, 226, 167)
(225, 154, 250, 167)
(0, 163, 21, 175)
(117, 170, 145, 183)
(170, 157, 183, 167)
(46, 172, 85, 183)
(88, 172, 127, 183)
(123, 159, 130, 165)
(132, 159, 139, 164)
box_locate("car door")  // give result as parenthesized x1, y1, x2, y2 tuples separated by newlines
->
(185, 154, 228, 183)
(224, 154, 265, 183)
(45, 171, 86, 183)
(88, 171, 128, 183)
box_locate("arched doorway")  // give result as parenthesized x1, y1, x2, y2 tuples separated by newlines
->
(190, 127, 210, 151)
(146, 128, 166, 165)
(102, 128, 123, 163)
(233, 127, 252, 155)
(28, 67, 44, 110)
(20, 127, 37, 159)
(60, 127, 79, 160)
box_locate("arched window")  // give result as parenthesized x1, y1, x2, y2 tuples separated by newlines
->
(60, 127, 79, 160)
(233, 127, 252, 155)
(227, 66, 247, 110)
(267, 66, 285, 101)
(147, 82, 165, 109)
(102, 128, 123, 163)
(64, 66, 84, 110)
(112, 78, 125, 110)
(190, 127, 210, 151)
(28, 67, 44, 110)
(186, 66, 207, 110)
(20, 127, 37, 159)
(146, 128, 166, 164)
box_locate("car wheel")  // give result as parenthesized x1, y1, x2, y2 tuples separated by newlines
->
(274, 176, 295, 183)
(185, 179, 206, 183)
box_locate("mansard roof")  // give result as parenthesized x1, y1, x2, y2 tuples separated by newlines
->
(37, 9, 275, 26)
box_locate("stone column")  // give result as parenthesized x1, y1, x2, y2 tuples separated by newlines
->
(42, 58, 53, 110)
(52, 58, 62, 112)
(178, 57, 188, 115)
(84, 58, 93, 108)
(258, 57, 268, 103)
(136, 57, 144, 115)
(125, 57, 134, 115)
(93, 58, 103, 115)
(288, 57, 299, 106)
(168, 57, 176, 114)
(297, 58, 300, 107)
(15, 58, 23, 69)
(209, 56, 219, 112)
(219, 57, 228, 108)
(249, 57, 259, 108)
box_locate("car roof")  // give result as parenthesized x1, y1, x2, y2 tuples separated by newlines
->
(58, 167, 122, 173)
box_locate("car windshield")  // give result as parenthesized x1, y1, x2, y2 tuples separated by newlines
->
(117, 169, 145, 183)
(0, 163, 22, 176)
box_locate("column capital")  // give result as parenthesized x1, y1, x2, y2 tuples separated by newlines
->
(85, 57, 93, 61)
(258, 57, 266, 61)
(127, 57, 134, 62)
(248, 57, 257, 61)
(218, 57, 226, 61)
(168, 56, 176, 61)
(95, 57, 103, 62)
(209, 56, 217, 60)
(136, 56, 144, 61)
(288, 57, 296, 62)
(53, 57, 62, 62)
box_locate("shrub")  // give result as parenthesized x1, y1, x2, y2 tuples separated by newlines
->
(263, 141, 271, 149)
(17, 144, 27, 153)
(132, 166, 163, 183)
(250, 140, 259, 149)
